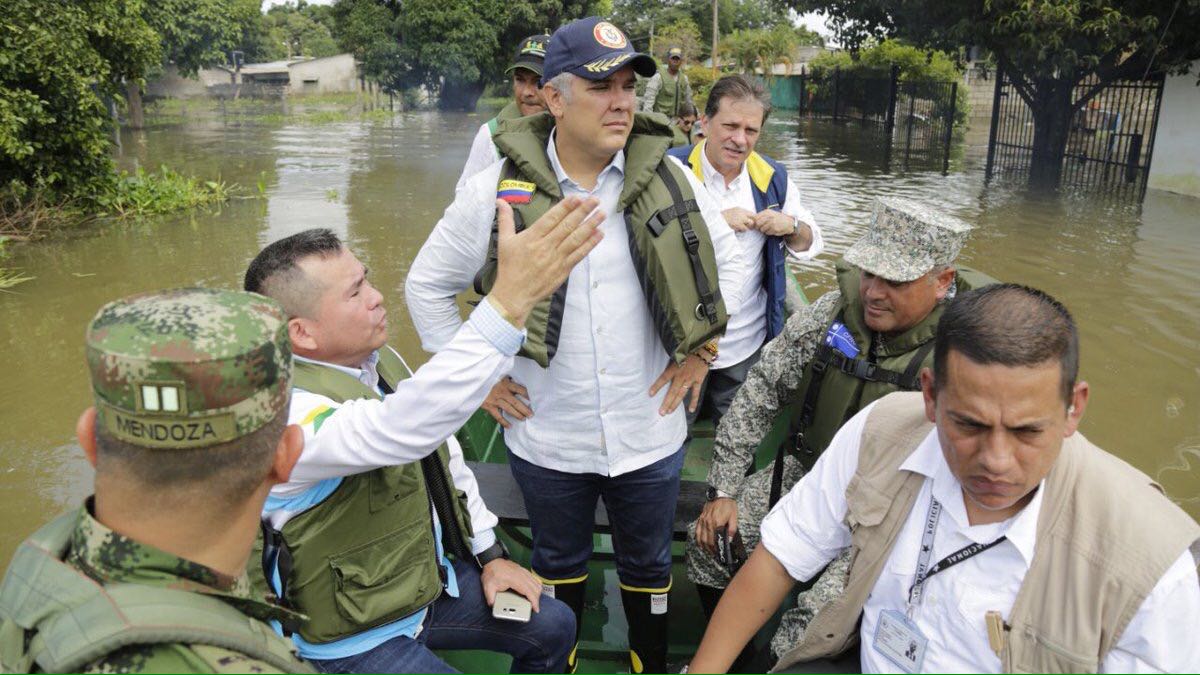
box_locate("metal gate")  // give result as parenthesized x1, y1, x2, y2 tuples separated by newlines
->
(985, 66, 1165, 200)
(797, 65, 961, 173)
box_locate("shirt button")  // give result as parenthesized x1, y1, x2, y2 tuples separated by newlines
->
(596, 326, 603, 335)
(592, 281, 599, 289)
(599, 368, 607, 375)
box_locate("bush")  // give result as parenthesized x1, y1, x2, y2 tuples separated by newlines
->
(686, 64, 717, 112)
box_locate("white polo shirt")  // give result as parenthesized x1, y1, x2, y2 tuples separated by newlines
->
(761, 402, 1200, 673)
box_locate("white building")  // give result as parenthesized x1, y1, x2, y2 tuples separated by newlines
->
(1148, 62, 1200, 198)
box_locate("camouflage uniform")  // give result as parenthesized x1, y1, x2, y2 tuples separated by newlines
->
(686, 198, 973, 659)
(0, 288, 310, 674)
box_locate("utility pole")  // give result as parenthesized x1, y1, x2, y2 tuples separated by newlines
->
(649, 19, 655, 56)
(711, 0, 719, 78)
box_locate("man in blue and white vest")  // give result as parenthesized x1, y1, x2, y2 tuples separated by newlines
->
(666, 74, 823, 430)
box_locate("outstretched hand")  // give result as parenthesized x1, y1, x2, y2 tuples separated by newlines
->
(488, 196, 604, 326)
(650, 353, 711, 416)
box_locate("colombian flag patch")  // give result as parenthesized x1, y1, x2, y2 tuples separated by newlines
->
(498, 179, 535, 204)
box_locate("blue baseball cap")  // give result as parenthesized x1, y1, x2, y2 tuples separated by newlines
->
(541, 17, 657, 83)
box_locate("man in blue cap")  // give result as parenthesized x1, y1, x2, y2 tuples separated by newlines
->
(456, 34, 551, 192)
(407, 16, 746, 674)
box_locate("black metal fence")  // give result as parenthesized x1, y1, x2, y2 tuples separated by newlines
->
(985, 66, 1165, 200)
(796, 65, 961, 173)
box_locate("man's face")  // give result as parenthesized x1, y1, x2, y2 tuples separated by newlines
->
(298, 247, 387, 366)
(546, 66, 637, 159)
(668, 55, 681, 72)
(512, 68, 545, 116)
(701, 96, 765, 177)
(923, 350, 1088, 523)
(677, 114, 696, 132)
(859, 267, 954, 334)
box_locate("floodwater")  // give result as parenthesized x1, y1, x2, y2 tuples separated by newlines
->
(1, 105, 1197, 567)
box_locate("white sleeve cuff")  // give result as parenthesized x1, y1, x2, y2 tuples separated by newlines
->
(470, 299, 526, 356)
(470, 527, 497, 555)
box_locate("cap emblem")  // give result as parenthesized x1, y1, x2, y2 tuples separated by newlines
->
(522, 39, 547, 56)
(593, 22, 627, 49)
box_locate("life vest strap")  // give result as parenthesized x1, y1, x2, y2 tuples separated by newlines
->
(654, 162, 718, 325)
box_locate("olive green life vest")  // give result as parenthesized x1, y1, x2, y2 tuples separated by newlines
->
(768, 262, 998, 504)
(261, 347, 474, 645)
(0, 512, 310, 674)
(652, 69, 689, 117)
(474, 112, 728, 367)
(486, 101, 521, 138)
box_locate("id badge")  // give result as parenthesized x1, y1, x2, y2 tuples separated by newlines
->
(873, 609, 928, 673)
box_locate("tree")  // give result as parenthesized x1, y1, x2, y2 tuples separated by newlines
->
(2, 0, 158, 199)
(787, 0, 1200, 188)
(721, 24, 804, 76)
(653, 18, 703, 62)
(331, 0, 403, 90)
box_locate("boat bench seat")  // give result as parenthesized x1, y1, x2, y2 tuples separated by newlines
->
(465, 461, 707, 541)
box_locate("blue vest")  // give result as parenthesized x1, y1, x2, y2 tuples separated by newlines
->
(667, 142, 790, 341)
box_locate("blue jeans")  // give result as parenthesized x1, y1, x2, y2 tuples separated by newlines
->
(509, 446, 686, 587)
(311, 558, 574, 674)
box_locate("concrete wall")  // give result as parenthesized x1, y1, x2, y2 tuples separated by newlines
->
(289, 54, 361, 94)
(147, 65, 232, 98)
(1148, 64, 1200, 198)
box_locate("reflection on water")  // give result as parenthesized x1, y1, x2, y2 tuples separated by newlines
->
(0, 110, 1196, 565)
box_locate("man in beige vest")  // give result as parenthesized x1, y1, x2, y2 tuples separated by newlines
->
(690, 284, 1200, 673)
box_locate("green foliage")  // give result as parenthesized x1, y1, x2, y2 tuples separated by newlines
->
(1, 0, 158, 200)
(685, 63, 717, 109)
(90, 166, 232, 218)
(721, 24, 809, 76)
(613, 0, 796, 59)
(653, 18, 703, 62)
(145, 0, 260, 76)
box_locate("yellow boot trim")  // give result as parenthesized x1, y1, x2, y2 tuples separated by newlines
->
(618, 578, 672, 594)
(567, 643, 579, 673)
(533, 572, 589, 585)
(629, 649, 645, 674)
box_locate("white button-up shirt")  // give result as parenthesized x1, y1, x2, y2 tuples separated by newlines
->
(761, 401, 1200, 673)
(687, 141, 824, 369)
(407, 131, 744, 476)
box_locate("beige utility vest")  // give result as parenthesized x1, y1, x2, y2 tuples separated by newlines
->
(774, 391, 1200, 673)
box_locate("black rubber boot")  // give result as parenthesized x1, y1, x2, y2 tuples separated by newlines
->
(620, 585, 669, 674)
(694, 583, 760, 673)
(550, 578, 587, 673)
(695, 583, 724, 620)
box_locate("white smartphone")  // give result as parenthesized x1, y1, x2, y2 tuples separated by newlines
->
(492, 590, 533, 623)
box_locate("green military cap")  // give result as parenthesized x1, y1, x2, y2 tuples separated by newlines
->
(507, 34, 551, 76)
(844, 197, 972, 283)
(85, 288, 291, 450)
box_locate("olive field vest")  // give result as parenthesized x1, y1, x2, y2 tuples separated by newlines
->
(485, 101, 521, 138)
(773, 262, 997, 491)
(0, 512, 310, 674)
(668, 142, 791, 341)
(261, 347, 474, 645)
(474, 112, 729, 367)
(652, 69, 689, 117)
(773, 392, 1200, 673)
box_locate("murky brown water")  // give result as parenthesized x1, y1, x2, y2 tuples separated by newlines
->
(1, 107, 1197, 565)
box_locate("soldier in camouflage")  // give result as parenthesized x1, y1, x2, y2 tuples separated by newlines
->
(687, 198, 987, 666)
(0, 288, 312, 674)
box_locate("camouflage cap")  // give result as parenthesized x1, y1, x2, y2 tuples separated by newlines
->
(85, 288, 291, 450)
(843, 197, 972, 282)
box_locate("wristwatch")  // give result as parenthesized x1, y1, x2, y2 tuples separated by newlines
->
(475, 539, 510, 567)
(790, 214, 802, 237)
(705, 485, 731, 501)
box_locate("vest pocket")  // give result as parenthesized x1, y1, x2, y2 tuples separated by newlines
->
(328, 526, 439, 627)
(369, 465, 423, 514)
(1014, 629, 1099, 673)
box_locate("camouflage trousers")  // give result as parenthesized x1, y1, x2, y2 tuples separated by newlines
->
(684, 455, 852, 660)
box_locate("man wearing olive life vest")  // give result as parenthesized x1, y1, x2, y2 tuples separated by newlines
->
(242, 198, 602, 672)
(406, 17, 745, 674)
(691, 284, 1200, 673)
(667, 74, 824, 432)
(0, 288, 311, 674)
(642, 46, 692, 118)
(688, 198, 997, 668)
(456, 34, 551, 193)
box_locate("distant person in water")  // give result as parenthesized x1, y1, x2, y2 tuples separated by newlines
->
(456, 34, 551, 192)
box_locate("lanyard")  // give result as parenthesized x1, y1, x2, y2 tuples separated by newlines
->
(906, 497, 1007, 619)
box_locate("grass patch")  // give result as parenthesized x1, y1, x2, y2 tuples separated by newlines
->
(0, 237, 34, 291)
(93, 166, 233, 218)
